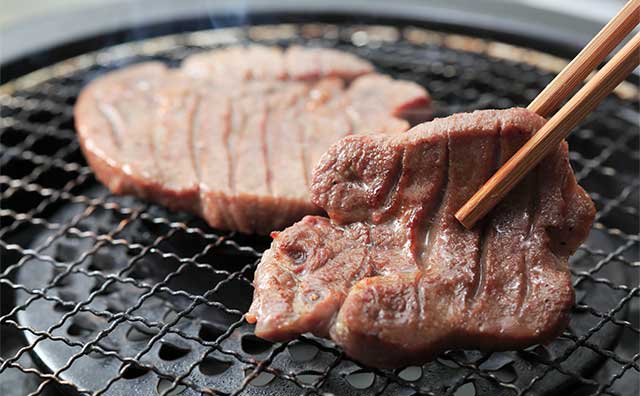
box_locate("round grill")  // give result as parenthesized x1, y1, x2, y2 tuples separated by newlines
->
(1, 20, 638, 396)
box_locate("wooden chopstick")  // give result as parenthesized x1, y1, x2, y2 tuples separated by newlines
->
(455, 32, 640, 229)
(528, 0, 640, 117)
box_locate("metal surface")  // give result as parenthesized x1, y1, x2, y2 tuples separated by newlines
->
(1, 22, 638, 396)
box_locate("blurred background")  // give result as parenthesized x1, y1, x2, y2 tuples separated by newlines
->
(0, 0, 628, 64)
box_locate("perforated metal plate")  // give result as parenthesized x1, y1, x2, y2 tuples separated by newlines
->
(1, 22, 638, 396)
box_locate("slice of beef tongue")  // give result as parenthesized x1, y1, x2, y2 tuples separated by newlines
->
(182, 45, 374, 82)
(152, 74, 203, 212)
(182, 45, 287, 82)
(75, 62, 169, 199)
(76, 46, 432, 234)
(247, 108, 595, 367)
(346, 74, 433, 133)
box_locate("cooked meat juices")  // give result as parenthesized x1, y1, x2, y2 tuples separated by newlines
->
(247, 108, 596, 368)
(75, 46, 432, 234)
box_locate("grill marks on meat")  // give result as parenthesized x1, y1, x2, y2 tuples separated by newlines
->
(247, 108, 596, 367)
(75, 45, 432, 234)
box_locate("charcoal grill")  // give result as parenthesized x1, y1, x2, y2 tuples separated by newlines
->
(1, 13, 638, 396)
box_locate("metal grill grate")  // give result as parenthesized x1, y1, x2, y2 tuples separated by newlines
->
(1, 23, 638, 396)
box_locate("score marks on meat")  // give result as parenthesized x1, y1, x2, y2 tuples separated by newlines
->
(247, 108, 595, 368)
(74, 45, 432, 234)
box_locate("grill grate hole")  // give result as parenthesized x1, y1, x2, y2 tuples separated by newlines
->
(493, 366, 517, 383)
(345, 370, 375, 389)
(478, 353, 514, 371)
(453, 382, 477, 396)
(0, 128, 28, 147)
(3, 158, 37, 180)
(156, 378, 187, 396)
(296, 371, 323, 385)
(126, 324, 160, 342)
(66, 323, 91, 337)
(398, 366, 422, 382)
(27, 109, 57, 124)
(30, 135, 68, 156)
(241, 334, 273, 355)
(244, 369, 275, 387)
(54, 242, 79, 262)
(518, 344, 553, 363)
(287, 341, 319, 362)
(86, 251, 116, 272)
(158, 342, 191, 361)
(198, 321, 226, 342)
(66, 313, 101, 337)
(121, 363, 150, 380)
(199, 357, 232, 376)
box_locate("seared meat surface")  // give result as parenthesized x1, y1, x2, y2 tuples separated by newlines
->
(247, 108, 595, 367)
(75, 46, 431, 234)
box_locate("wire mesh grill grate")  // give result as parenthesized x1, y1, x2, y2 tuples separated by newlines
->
(1, 23, 638, 396)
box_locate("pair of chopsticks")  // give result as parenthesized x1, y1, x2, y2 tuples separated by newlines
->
(455, 0, 640, 229)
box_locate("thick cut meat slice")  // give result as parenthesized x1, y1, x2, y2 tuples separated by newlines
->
(284, 46, 375, 81)
(152, 75, 202, 212)
(75, 62, 169, 201)
(247, 108, 595, 367)
(182, 45, 287, 82)
(75, 46, 432, 234)
(346, 74, 433, 131)
(182, 45, 373, 82)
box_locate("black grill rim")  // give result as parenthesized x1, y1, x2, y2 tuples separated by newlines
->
(0, 10, 599, 85)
